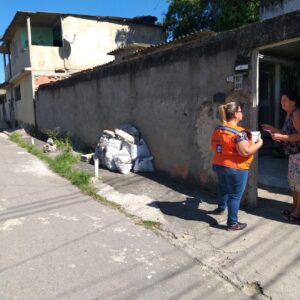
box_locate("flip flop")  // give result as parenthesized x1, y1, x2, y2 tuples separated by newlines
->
(283, 214, 300, 222)
(281, 209, 292, 216)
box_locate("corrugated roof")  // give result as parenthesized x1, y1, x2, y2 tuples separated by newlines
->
(128, 29, 216, 56)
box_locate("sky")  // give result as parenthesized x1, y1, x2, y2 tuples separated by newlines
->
(0, 0, 169, 83)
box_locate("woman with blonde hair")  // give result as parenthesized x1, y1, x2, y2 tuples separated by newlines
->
(211, 102, 263, 230)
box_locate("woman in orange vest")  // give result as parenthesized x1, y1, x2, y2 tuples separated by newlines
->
(211, 102, 263, 230)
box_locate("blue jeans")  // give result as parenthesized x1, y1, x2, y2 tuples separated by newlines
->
(213, 165, 248, 225)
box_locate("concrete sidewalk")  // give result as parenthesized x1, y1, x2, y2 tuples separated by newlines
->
(91, 169, 299, 300)
(5, 130, 300, 300)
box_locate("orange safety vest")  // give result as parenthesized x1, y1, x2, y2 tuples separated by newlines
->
(211, 123, 254, 170)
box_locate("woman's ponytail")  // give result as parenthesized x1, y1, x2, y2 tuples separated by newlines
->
(218, 104, 227, 124)
(218, 101, 241, 123)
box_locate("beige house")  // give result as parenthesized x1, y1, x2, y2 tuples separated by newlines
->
(0, 11, 165, 126)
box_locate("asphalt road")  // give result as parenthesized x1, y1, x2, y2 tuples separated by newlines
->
(0, 134, 247, 300)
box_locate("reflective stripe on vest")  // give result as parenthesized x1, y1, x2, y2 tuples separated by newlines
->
(216, 125, 240, 135)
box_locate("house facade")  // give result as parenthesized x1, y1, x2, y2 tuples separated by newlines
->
(260, 0, 300, 20)
(0, 89, 7, 127)
(0, 11, 165, 126)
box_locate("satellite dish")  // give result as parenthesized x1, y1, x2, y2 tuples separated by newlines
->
(63, 34, 76, 44)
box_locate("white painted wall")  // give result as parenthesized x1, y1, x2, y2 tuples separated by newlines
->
(14, 74, 34, 125)
(60, 16, 165, 71)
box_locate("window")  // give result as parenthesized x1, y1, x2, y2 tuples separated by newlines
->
(14, 85, 21, 101)
(234, 74, 243, 90)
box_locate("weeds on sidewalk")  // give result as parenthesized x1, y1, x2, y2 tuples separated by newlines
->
(10, 132, 48, 162)
(47, 129, 73, 152)
(9, 131, 161, 231)
(9, 132, 121, 209)
(142, 220, 161, 230)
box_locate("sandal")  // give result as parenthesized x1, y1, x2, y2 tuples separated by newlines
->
(283, 214, 300, 222)
(281, 209, 292, 216)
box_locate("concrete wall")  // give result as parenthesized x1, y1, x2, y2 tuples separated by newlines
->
(260, 0, 300, 20)
(36, 11, 300, 204)
(60, 16, 165, 71)
(36, 36, 247, 190)
(14, 74, 34, 125)
(30, 46, 65, 71)
(6, 16, 165, 77)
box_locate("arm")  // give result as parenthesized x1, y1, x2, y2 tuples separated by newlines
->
(272, 111, 300, 142)
(236, 138, 263, 157)
(261, 124, 282, 134)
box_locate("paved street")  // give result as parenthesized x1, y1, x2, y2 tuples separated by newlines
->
(0, 134, 247, 299)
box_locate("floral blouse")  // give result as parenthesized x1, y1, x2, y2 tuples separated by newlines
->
(282, 108, 300, 155)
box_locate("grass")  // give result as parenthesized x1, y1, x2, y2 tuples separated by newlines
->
(8, 130, 161, 232)
(9, 131, 123, 212)
(10, 132, 49, 162)
(142, 220, 161, 230)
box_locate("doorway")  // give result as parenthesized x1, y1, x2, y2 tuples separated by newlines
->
(258, 40, 300, 190)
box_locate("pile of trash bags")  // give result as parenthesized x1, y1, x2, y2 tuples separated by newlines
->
(94, 123, 154, 174)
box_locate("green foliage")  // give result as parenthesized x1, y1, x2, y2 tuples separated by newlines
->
(10, 132, 49, 162)
(47, 128, 73, 152)
(9, 132, 112, 206)
(9, 131, 160, 232)
(214, 0, 260, 32)
(142, 220, 161, 230)
(163, 0, 260, 39)
(48, 152, 78, 177)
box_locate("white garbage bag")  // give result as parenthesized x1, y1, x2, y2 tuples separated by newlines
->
(99, 135, 110, 151)
(122, 141, 138, 161)
(115, 146, 132, 174)
(105, 138, 122, 171)
(105, 152, 117, 171)
(129, 143, 138, 161)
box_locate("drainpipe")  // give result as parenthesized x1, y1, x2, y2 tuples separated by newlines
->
(26, 16, 36, 127)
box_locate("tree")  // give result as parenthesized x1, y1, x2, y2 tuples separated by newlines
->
(163, 0, 260, 39)
(215, 0, 260, 32)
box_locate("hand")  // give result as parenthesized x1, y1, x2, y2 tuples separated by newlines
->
(261, 124, 274, 132)
(271, 133, 285, 142)
(255, 137, 263, 146)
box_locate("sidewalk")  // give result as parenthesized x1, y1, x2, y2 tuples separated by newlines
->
(4, 129, 300, 300)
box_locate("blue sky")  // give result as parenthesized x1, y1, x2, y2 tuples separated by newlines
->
(0, 0, 169, 83)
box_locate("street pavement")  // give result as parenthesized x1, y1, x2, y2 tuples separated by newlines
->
(0, 133, 248, 299)
(92, 167, 299, 300)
